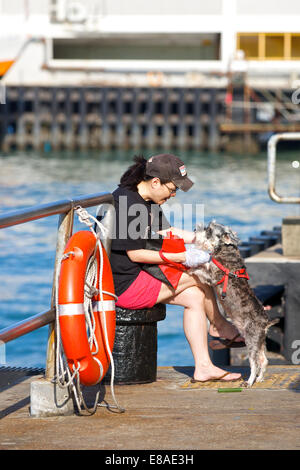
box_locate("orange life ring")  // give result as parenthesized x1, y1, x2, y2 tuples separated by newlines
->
(58, 230, 116, 387)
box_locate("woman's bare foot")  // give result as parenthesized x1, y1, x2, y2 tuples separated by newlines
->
(194, 364, 241, 382)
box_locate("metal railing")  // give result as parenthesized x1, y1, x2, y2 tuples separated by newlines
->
(0, 192, 114, 378)
(268, 133, 300, 204)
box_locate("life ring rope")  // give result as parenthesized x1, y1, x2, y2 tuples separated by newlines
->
(54, 206, 124, 415)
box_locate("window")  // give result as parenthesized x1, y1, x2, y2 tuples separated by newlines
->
(53, 34, 221, 62)
(291, 35, 300, 59)
(237, 33, 300, 60)
(238, 35, 259, 59)
(265, 35, 284, 59)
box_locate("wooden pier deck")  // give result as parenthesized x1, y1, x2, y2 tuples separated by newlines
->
(1, 365, 299, 451)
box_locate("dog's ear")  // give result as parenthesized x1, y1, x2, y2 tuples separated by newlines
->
(222, 227, 240, 245)
(195, 223, 204, 232)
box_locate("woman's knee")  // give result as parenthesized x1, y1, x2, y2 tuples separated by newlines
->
(176, 272, 199, 290)
(156, 272, 205, 304)
(182, 285, 205, 302)
(169, 285, 206, 309)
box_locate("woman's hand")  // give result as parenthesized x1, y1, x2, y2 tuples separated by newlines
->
(183, 247, 211, 268)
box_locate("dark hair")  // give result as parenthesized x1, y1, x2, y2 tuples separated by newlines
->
(119, 155, 169, 191)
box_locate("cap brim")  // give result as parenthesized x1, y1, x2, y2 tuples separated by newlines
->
(173, 176, 194, 192)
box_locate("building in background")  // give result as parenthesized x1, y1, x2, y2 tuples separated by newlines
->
(1, 0, 300, 153)
(0, 0, 300, 88)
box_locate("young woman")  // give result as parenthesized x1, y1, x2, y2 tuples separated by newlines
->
(110, 154, 242, 382)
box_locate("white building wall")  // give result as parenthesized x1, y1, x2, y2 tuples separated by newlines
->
(103, 0, 223, 15)
(0, 0, 300, 87)
(0, 0, 49, 15)
(237, 0, 300, 15)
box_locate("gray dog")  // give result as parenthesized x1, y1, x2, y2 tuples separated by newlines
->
(191, 220, 278, 387)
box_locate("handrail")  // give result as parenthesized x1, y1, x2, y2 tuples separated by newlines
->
(0, 308, 55, 344)
(0, 192, 113, 229)
(0, 192, 115, 378)
(267, 133, 300, 204)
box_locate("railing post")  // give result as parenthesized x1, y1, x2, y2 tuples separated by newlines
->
(31, 209, 75, 417)
(95, 201, 115, 256)
(45, 209, 74, 380)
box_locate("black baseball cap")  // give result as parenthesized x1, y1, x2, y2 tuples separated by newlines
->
(145, 153, 194, 192)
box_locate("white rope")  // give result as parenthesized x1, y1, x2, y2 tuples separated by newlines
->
(54, 206, 124, 415)
(75, 206, 124, 413)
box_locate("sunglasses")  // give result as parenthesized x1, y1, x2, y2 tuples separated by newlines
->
(163, 183, 178, 195)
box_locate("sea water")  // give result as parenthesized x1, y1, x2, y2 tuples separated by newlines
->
(0, 148, 299, 368)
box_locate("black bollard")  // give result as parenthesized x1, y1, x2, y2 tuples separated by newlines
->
(248, 240, 265, 255)
(239, 243, 251, 258)
(106, 304, 166, 385)
(249, 235, 278, 249)
(208, 334, 230, 366)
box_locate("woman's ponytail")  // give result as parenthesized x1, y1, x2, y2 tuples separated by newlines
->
(119, 155, 148, 191)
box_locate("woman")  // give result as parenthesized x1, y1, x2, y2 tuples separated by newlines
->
(110, 153, 242, 382)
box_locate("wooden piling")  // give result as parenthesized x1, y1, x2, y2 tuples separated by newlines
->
(145, 88, 155, 149)
(178, 88, 186, 150)
(33, 87, 41, 151)
(100, 87, 110, 149)
(130, 87, 141, 149)
(51, 87, 59, 151)
(116, 87, 125, 148)
(162, 87, 172, 149)
(193, 88, 203, 150)
(16, 86, 25, 150)
(208, 89, 218, 152)
(78, 87, 88, 150)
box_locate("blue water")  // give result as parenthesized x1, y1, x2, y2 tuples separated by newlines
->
(0, 149, 299, 368)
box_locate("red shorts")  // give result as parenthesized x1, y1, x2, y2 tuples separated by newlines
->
(116, 270, 162, 310)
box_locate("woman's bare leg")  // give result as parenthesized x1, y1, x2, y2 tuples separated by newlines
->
(156, 275, 241, 381)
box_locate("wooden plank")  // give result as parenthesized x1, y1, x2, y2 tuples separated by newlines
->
(220, 122, 300, 132)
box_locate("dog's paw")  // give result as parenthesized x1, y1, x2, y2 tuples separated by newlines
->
(246, 379, 257, 388)
(255, 375, 264, 383)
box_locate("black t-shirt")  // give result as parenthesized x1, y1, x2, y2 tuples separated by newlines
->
(109, 186, 171, 297)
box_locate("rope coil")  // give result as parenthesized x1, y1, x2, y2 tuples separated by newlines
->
(54, 206, 124, 415)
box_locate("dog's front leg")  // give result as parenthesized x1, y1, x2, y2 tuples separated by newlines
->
(247, 352, 258, 387)
(256, 347, 268, 383)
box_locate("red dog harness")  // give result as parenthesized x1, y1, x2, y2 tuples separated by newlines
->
(211, 257, 249, 300)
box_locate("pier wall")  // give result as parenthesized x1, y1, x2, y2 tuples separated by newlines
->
(0, 86, 226, 152)
(0, 85, 298, 153)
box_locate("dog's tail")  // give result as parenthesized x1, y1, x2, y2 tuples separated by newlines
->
(265, 318, 280, 331)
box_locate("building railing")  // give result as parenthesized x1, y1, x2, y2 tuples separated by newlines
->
(0, 192, 114, 378)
